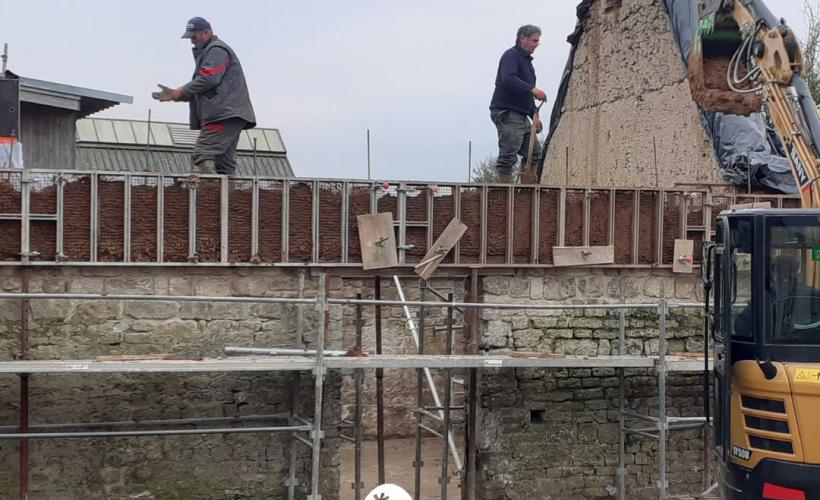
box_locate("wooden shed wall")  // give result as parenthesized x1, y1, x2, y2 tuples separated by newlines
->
(20, 102, 77, 169)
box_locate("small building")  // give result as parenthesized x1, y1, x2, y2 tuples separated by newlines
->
(75, 118, 293, 177)
(7, 70, 133, 169)
(2, 70, 293, 176)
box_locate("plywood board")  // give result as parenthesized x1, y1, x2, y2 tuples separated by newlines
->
(552, 246, 614, 267)
(357, 212, 398, 270)
(672, 239, 695, 274)
(415, 218, 467, 280)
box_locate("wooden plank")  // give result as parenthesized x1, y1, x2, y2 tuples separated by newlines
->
(553, 245, 614, 267)
(730, 201, 772, 210)
(357, 212, 398, 270)
(415, 218, 467, 280)
(672, 239, 695, 274)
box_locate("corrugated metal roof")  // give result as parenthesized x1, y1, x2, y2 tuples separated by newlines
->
(77, 118, 287, 153)
(75, 145, 293, 177)
(5, 71, 133, 118)
(75, 118, 293, 177)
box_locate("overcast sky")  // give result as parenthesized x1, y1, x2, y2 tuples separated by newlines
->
(3, 0, 810, 181)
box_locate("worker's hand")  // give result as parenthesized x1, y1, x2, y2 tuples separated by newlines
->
(151, 84, 182, 102)
(531, 87, 547, 101)
(534, 116, 543, 134)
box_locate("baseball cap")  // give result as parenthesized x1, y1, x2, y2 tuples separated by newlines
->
(181, 17, 211, 39)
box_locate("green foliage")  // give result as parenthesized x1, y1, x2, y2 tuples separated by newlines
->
(802, 0, 820, 104)
(470, 155, 520, 183)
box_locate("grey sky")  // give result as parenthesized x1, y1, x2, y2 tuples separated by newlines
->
(3, 0, 810, 181)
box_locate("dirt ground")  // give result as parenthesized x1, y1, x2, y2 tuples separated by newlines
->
(339, 437, 461, 500)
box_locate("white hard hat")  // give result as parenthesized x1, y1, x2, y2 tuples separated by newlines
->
(364, 483, 412, 500)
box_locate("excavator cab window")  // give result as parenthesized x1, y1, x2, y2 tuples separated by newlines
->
(730, 218, 754, 339)
(765, 217, 820, 344)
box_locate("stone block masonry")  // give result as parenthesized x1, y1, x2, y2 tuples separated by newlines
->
(0, 266, 341, 500)
(476, 269, 706, 499)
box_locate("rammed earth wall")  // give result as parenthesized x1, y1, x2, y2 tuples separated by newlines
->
(543, 0, 723, 189)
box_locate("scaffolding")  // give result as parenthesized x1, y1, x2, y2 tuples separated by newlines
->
(0, 273, 714, 500)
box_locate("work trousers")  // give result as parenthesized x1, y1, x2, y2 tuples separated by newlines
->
(191, 117, 248, 174)
(490, 110, 542, 176)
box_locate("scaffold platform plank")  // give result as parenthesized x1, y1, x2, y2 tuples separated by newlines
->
(0, 354, 710, 374)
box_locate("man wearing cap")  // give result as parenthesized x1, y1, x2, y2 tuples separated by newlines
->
(152, 17, 256, 175)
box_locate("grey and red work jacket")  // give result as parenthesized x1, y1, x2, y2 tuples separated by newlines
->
(180, 36, 256, 130)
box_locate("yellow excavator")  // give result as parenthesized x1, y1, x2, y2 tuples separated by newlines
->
(692, 1, 820, 498)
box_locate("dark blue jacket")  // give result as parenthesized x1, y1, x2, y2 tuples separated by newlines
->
(489, 45, 536, 117)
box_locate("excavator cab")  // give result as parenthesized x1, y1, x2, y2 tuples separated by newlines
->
(707, 209, 820, 499)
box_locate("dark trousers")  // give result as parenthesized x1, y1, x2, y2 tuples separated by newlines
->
(490, 110, 542, 176)
(191, 117, 247, 174)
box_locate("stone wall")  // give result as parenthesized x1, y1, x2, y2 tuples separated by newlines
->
(0, 266, 341, 500)
(543, 0, 723, 189)
(476, 269, 707, 499)
(1, 265, 709, 499)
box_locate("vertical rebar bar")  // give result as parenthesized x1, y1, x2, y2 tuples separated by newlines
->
(287, 270, 306, 500)
(703, 251, 713, 490)
(252, 137, 258, 177)
(413, 283, 426, 500)
(375, 276, 385, 485)
(286, 371, 300, 500)
(19, 171, 29, 260)
(56, 174, 64, 259)
(156, 177, 164, 263)
(354, 293, 364, 500)
(220, 177, 229, 263)
(308, 273, 327, 500)
(251, 176, 259, 260)
(658, 284, 668, 500)
(18, 175, 31, 499)
(397, 183, 407, 264)
(465, 269, 479, 500)
(144, 109, 153, 171)
(123, 175, 132, 263)
(90, 173, 98, 262)
(187, 182, 197, 261)
(467, 140, 472, 183)
(18, 264, 29, 500)
(441, 294, 454, 500)
(311, 180, 320, 263)
(617, 277, 626, 500)
(297, 270, 306, 348)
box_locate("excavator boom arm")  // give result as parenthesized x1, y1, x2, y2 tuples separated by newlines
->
(693, 0, 820, 206)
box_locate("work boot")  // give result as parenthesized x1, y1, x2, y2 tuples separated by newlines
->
(191, 160, 216, 175)
(498, 172, 512, 183)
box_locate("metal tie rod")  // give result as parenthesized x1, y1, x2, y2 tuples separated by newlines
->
(226, 347, 347, 357)
(0, 424, 312, 439)
(0, 292, 317, 305)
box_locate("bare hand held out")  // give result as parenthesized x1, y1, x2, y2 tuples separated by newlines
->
(152, 84, 180, 102)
